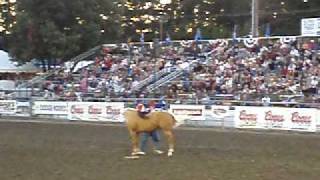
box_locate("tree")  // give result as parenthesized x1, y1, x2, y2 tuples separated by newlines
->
(7, 0, 118, 71)
(116, 0, 320, 40)
(6, 0, 320, 68)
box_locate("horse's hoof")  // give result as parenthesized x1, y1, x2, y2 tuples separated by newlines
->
(167, 149, 174, 157)
(154, 150, 164, 155)
(132, 151, 146, 156)
(124, 155, 140, 159)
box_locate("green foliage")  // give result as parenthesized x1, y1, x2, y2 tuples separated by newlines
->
(6, 0, 320, 67)
(118, 0, 320, 40)
(7, 0, 118, 68)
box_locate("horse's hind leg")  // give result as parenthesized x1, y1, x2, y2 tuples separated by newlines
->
(163, 130, 175, 157)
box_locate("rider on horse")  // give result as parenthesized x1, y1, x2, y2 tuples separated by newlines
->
(135, 98, 164, 155)
(136, 100, 156, 118)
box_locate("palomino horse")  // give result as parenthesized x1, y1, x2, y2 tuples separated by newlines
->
(123, 109, 176, 157)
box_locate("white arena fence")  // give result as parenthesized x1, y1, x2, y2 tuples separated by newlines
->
(0, 100, 319, 133)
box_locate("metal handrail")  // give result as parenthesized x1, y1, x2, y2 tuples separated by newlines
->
(17, 46, 101, 89)
(130, 67, 171, 92)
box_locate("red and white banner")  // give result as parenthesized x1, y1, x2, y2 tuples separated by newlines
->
(289, 108, 317, 132)
(234, 106, 317, 132)
(33, 101, 69, 115)
(67, 102, 124, 122)
(169, 104, 205, 121)
(234, 106, 264, 129)
(262, 107, 291, 130)
(0, 100, 16, 114)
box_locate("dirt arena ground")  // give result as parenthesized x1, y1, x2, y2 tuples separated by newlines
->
(0, 120, 319, 180)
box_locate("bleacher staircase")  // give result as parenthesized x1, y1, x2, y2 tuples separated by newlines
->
(131, 62, 194, 94)
(130, 67, 172, 93)
(145, 66, 190, 93)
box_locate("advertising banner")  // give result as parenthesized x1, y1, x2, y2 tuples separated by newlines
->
(261, 107, 291, 130)
(211, 106, 233, 120)
(234, 106, 263, 129)
(234, 106, 317, 132)
(0, 100, 16, 114)
(288, 108, 317, 132)
(68, 102, 124, 122)
(301, 17, 320, 36)
(33, 101, 69, 115)
(169, 104, 206, 121)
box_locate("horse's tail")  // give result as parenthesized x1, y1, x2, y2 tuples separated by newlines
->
(169, 113, 183, 128)
(170, 114, 177, 124)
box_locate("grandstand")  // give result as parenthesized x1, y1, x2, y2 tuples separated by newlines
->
(3, 36, 319, 107)
(1, 2, 320, 180)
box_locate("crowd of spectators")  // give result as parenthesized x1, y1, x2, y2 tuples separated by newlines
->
(41, 45, 163, 100)
(38, 37, 320, 104)
(170, 38, 320, 104)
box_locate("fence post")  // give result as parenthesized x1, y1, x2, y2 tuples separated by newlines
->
(29, 99, 34, 118)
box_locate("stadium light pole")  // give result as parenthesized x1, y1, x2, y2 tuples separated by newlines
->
(149, 0, 171, 98)
(159, 0, 171, 41)
(251, 0, 259, 37)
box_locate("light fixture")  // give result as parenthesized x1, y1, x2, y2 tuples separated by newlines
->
(160, 0, 172, 5)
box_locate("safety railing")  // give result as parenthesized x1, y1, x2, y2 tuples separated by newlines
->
(16, 45, 101, 89)
(130, 67, 172, 92)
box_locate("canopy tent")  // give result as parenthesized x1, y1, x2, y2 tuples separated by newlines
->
(0, 50, 40, 73)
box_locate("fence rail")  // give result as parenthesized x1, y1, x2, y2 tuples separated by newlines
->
(0, 97, 319, 138)
(0, 100, 319, 133)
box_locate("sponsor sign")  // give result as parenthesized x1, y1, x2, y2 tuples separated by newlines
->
(33, 101, 68, 115)
(169, 104, 205, 121)
(234, 106, 317, 132)
(289, 109, 317, 132)
(262, 108, 290, 130)
(211, 106, 232, 119)
(0, 100, 16, 114)
(68, 102, 124, 122)
(301, 18, 320, 36)
(234, 107, 262, 129)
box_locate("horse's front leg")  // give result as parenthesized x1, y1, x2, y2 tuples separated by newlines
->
(129, 130, 140, 155)
(163, 130, 175, 157)
(129, 131, 145, 156)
